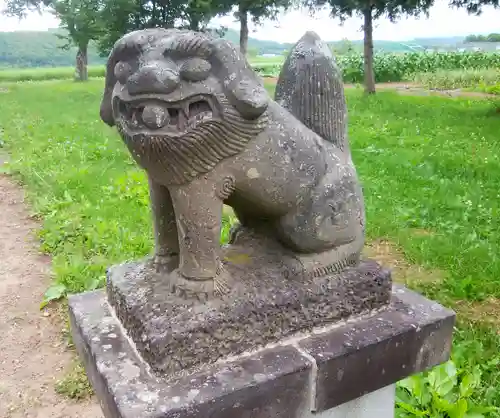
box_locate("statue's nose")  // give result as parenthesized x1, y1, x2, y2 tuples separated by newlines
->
(127, 62, 180, 95)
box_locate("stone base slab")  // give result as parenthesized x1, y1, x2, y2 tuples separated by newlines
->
(69, 284, 455, 418)
(106, 258, 392, 377)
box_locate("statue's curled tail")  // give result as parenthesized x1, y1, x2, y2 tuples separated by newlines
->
(275, 31, 349, 155)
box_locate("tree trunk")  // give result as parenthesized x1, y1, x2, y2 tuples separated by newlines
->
(190, 15, 200, 31)
(363, 7, 376, 94)
(152, 0, 157, 26)
(239, 6, 249, 56)
(75, 44, 88, 82)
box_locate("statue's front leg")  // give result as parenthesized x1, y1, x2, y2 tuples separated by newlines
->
(169, 179, 227, 299)
(148, 176, 179, 273)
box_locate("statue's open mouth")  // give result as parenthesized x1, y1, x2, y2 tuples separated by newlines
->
(115, 95, 219, 135)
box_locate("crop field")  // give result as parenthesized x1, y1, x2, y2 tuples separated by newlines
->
(0, 78, 499, 416)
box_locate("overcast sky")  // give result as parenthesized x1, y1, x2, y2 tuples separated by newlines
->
(0, 0, 499, 42)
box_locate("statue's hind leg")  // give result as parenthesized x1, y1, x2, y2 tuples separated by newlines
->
(276, 167, 365, 275)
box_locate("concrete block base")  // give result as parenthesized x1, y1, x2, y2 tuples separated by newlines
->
(311, 385, 395, 418)
(69, 284, 454, 418)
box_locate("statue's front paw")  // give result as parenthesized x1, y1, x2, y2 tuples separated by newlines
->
(168, 269, 214, 301)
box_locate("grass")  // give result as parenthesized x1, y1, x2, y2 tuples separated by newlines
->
(474, 83, 500, 96)
(55, 360, 94, 400)
(413, 68, 500, 91)
(0, 79, 499, 410)
(0, 66, 106, 82)
(346, 92, 500, 302)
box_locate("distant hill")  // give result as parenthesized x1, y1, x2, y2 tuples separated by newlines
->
(0, 28, 294, 68)
(223, 28, 292, 55)
(0, 28, 471, 69)
(0, 29, 105, 68)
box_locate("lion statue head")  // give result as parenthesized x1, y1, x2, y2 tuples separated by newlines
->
(100, 28, 270, 185)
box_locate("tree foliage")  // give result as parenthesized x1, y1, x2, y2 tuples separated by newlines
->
(53, 0, 103, 80)
(3, 0, 103, 80)
(2, 0, 51, 17)
(95, 0, 231, 56)
(450, 0, 498, 14)
(465, 33, 500, 42)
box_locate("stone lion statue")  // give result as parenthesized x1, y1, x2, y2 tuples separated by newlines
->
(100, 28, 365, 299)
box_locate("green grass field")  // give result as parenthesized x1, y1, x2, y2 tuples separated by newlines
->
(0, 79, 499, 415)
(0, 66, 106, 82)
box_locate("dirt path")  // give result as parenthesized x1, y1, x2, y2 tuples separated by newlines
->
(0, 166, 102, 417)
(263, 77, 497, 99)
(361, 82, 498, 99)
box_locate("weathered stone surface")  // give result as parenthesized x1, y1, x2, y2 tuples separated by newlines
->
(69, 285, 454, 418)
(107, 257, 392, 377)
(299, 284, 456, 412)
(69, 290, 313, 418)
(275, 31, 348, 153)
(99, 28, 366, 299)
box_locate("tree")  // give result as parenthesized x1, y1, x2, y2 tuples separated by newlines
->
(230, 0, 294, 56)
(332, 37, 356, 55)
(465, 33, 500, 42)
(183, 0, 231, 30)
(95, 0, 180, 55)
(304, 0, 434, 93)
(450, 0, 498, 14)
(53, 0, 103, 80)
(465, 34, 485, 42)
(488, 33, 500, 41)
(95, 0, 231, 56)
(2, 0, 102, 81)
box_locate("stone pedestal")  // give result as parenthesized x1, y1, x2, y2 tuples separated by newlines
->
(69, 262, 455, 418)
(106, 258, 391, 377)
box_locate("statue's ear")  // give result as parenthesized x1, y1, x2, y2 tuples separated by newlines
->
(210, 38, 270, 120)
(99, 30, 145, 127)
(224, 77, 269, 120)
(100, 63, 116, 127)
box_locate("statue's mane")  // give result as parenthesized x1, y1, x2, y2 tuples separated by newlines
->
(120, 96, 268, 186)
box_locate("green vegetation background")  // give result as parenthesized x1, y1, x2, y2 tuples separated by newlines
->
(0, 28, 467, 69)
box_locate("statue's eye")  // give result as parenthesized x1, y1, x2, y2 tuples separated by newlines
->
(180, 58, 211, 82)
(114, 62, 133, 85)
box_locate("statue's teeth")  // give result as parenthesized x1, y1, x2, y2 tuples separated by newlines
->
(182, 103, 190, 119)
(177, 110, 187, 130)
(142, 104, 168, 129)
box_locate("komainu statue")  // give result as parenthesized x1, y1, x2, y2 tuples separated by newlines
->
(68, 29, 454, 407)
(99, 29, 393, 376)
(100, 29, 366, 300)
